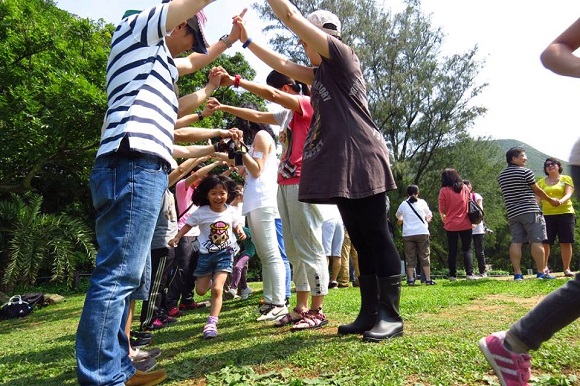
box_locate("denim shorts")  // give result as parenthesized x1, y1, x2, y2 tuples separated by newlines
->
(194, 248, 235, 277)
(509, 212, 547, 243)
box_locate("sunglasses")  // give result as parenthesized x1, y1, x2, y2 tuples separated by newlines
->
(545, 162, 558, 167)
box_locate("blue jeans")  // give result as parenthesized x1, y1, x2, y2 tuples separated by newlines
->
(276, 218, 292, 299)
(76, 153, 168, 385)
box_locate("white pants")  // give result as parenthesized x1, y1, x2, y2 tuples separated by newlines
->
(277, 184, 328, 295)
(247, 206, 286, 305)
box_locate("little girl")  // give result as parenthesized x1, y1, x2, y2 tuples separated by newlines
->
(168, 174, 245, 339)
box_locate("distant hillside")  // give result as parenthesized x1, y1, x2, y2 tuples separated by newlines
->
(493, 139, 569, 176)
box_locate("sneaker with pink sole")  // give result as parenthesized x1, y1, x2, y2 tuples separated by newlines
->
(478, 331, 531, 386)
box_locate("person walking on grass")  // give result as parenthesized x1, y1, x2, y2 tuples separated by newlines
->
(168, 174, 245, 339)
(479, 16, 580, 386)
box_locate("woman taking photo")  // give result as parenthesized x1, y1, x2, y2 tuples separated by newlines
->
(438, 169, 479, 281)
(208, 71, 329, 330)
(537, 157, 575, 277)
(208, 100, 289, 322)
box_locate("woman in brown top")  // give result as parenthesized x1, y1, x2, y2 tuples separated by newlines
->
(233, 2, 402, 342)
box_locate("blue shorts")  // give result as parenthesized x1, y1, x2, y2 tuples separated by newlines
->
(194, 248, 235, 277)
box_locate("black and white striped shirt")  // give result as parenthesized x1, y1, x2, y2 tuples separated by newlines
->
(498, 164, 541, 219)
(97, 4, 178, 168)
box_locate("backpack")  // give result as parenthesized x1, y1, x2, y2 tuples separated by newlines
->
(468, 193, 484, 225)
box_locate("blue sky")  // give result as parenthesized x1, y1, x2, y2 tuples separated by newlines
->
(56, 0, 580, 161)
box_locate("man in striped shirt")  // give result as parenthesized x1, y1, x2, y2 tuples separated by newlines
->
(75, 1, 238, 385)
(497, 147, 559, 282)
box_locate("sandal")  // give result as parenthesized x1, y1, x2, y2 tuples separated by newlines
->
(290, 308, 328, 331)
(274, 308, 304, 327)
(132, 357, 157, 372)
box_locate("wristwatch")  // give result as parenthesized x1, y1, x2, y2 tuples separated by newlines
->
(219, 34, 232, 48)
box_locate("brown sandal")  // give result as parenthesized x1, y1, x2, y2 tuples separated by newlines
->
(274, 308, 303, 327)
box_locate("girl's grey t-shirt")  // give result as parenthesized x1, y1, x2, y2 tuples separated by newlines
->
(298, 36, 396, 204)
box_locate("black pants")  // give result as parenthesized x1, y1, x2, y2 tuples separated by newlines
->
(166, 236, 199, 308)
(140, 247, 174, 328)
(336, 193, 401, 277)
(446, 229, 473, 277)
(472, 233, 486, 274)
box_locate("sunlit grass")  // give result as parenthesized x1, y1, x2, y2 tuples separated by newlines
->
(0, 277, 578, 385)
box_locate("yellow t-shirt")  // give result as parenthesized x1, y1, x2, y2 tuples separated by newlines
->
(537, 175, 575, 215)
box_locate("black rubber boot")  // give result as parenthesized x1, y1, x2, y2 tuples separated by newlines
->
(362, 275, 403, 342)
(338, 275, 378, 335)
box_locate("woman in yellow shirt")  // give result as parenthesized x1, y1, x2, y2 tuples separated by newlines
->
(537, 157, 575, 277)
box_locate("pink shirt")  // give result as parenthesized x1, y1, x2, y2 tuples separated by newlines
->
(175, 179, 200, 237)
(277, 95, 313, 186)
(438, 185, 472, 232)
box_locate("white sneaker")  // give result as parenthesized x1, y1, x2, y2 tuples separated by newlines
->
(466, 275, 481, 280)
(223, 288, 239, 300)
(256, 305, 288, 322)
(240, 287, 253, 300)
(229, 288, 240, 299)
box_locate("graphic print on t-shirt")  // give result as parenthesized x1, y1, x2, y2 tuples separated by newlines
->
(203, 221, 230, 252)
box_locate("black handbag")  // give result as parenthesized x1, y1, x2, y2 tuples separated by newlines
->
(468, 193, 484, 225)
(0, 295, 33, 320)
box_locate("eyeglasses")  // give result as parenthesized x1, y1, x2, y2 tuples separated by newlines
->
(545, 162, 558, 167)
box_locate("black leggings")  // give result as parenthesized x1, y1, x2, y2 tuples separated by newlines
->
(336, 193, 401, 277)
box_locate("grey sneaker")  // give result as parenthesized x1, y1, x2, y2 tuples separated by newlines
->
(240, 286, 253, 300)
(466, 275, 481, 281)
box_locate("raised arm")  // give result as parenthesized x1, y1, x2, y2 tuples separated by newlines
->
(176, 9, 247, 75)
(174, 127, 236, 143)
(541, 17, 580, 78)
(206, 97, 278, 125)
(184, 160, 225, 188)
(261, 1, 331, 59)
(168, 157, 207, 187)
(173, 143, 216, 159)
(215, 67, 303, 112)
(238, 30, 314, 84)
(177, 67, 222, 117)
(166, 0, 216, 33)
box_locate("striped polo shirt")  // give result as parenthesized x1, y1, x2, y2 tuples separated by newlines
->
(97, 4, 178, 168)
(498, 164, 541, 219)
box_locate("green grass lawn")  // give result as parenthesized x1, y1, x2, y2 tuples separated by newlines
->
(1, 277, 578, 385)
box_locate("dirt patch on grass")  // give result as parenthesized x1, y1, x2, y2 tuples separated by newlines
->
(464, 293, 546, 312)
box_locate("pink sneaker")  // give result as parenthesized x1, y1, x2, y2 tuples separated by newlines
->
(478, 331, 531, 386)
